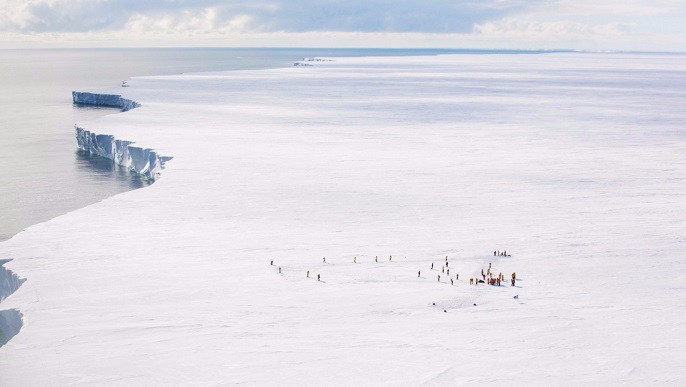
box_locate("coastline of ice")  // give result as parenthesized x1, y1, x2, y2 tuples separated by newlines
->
(74, 126, 168, 181)
(1, 53, 685, 385)
(72, 91, 171, 181)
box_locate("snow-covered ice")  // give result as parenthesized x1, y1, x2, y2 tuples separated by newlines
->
(1, 53, 686, 385)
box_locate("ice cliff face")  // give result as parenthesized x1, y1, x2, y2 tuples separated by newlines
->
(0, 260, 24, 304)
(72, 91, 141, 111)
(0, 260, 25, 347)
(75, 126, 170, 181)
(72, 91, 171, 181)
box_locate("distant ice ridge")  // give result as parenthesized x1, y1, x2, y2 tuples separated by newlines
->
(0, 260, 25, 347)
(75, 126, 171, 181)
(293, 57, 334, 66)
(72, 91, 140, 112)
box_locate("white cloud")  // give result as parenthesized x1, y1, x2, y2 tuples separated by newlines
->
(534, 0, 680, 17)
(474, 18, 635, 38)
(0, 0, 685, 50)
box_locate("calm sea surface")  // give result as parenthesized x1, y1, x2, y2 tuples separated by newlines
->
(1, 47, 502, 241)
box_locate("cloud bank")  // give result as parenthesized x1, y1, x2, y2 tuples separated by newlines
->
(1, 0, 684, 50)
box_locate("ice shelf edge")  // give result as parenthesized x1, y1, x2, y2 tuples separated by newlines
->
(0, 260, 26, 348)
(72, 91, 172, 181)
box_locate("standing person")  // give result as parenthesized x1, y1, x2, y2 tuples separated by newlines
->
(307, 271, 310, 278)
(354, 256, 356, 263)
(418, 271, 421, 277)
(431, 263, 434, 270)
(318, 274, 321, 282)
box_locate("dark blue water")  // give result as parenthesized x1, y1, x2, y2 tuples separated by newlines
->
(3, 48, 505, 241)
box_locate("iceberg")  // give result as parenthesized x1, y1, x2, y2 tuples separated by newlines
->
(1, 53, 685, 385)
(72, 91, 140, 112)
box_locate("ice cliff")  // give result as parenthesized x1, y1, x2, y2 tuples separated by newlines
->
(72, 91, 171, 181)
(0, 260, 25, 347)
(75, 126, 170, 180)
(72, 91, 140, 112)
(0, 260, 24, 304)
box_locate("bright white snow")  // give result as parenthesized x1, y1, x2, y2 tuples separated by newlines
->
(1, 53, 685, 385)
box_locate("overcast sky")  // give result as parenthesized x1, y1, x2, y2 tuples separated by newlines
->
(1, 0, 685, 50)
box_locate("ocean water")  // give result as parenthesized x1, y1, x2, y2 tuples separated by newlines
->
(1, 47, 501, 242)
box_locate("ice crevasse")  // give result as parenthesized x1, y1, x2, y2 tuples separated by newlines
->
(72, 91, 172, 181)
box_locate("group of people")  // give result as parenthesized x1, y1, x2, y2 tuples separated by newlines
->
(272, 252, 519, 287)
(467, 257, 518, 287)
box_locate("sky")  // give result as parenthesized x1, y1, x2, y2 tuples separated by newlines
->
(1, 0, 685, 51)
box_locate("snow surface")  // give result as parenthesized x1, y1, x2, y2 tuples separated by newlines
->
(1, 53, 686, 385)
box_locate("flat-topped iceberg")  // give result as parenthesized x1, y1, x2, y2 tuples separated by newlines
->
(72, 91, 140, 111)
(1, 53, 685, 385)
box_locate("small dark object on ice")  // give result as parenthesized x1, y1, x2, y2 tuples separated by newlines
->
(432, 302, 436, 306)
(444, 310, 447, 313)
(514, 295, 519, 299)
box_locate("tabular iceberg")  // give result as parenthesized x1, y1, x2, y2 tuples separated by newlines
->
(72, 91, 140, 112)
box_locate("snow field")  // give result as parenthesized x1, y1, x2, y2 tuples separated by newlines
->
(1, 52, 685, 385)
